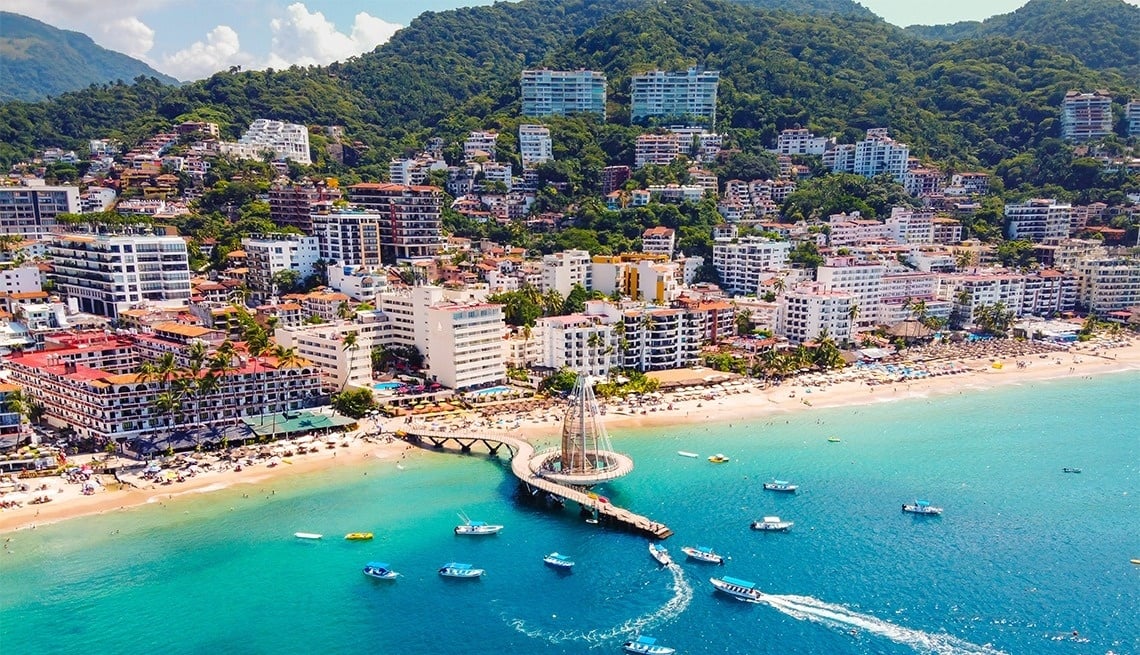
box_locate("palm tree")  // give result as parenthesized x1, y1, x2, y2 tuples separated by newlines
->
(3, 389, 30, 445)
(337, 300, 355, 320)
(341, 331, 360, 390)
(638, 312, 657, 371)
(771, 275, 787, 296)
(138, 352, 179, 436)
(954, 249, 975, 271)
(152, 391, 183, 442)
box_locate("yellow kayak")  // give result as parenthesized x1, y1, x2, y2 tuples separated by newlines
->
(345, 532, 374, 541)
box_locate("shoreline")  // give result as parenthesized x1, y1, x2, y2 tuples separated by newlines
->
(3, 338, 1138, 535)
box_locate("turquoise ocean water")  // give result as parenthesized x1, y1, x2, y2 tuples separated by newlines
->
(2, 372, 1138, 655)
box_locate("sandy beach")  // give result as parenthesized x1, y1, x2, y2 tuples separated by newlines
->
(3, 337, 1137, 535)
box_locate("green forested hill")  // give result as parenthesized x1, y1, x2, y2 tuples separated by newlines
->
(904, 0, 1140, 76)
(0, 12, 178, 102)
(0, 0, 1134, 181)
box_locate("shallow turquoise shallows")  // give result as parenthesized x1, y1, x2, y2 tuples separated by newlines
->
(2, 372, 1138, 655)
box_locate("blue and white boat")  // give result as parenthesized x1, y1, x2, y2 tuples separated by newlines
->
(762, 479, 798, 493)
(710, 576, 763, 602)
(621, 635, 676, 655)
(438, 562, 484, 578)
(648, 543, 672, 566)
(362, 562, 398, 580)
(543, 552, 575, 569)
(902, 499, 943, 515)
(751, 516, 794, 531)
(454, 511, 503, 535)
(681, 545, 725, 565)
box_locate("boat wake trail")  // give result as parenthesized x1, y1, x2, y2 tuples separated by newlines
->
(507, 563, 692, 646)
(756, 593, 1008, 655)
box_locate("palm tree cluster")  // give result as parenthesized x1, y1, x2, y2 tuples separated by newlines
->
(705, 333, 845, 381)
(972, 302, 1016, 337)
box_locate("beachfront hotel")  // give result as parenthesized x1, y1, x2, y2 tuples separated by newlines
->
(2, 333, 321, 444)
(777, 284, 856, 345)
(537, 302, 622, 377)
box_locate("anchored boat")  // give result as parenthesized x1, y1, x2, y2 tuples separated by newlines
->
(708, 454, 730, 463)
(543, 552, 575, 569)
(294, 532, 322, 540)
(902, 499, 943, 515)
(751, 516, 794, 531)
(345, 532, 373, 541)
(681, 545, 725, 565)
(454, 511, 503, 535)
(762, 479, 798, 493)
(438, 562, 484, 578)
(362, 562, 398, 580)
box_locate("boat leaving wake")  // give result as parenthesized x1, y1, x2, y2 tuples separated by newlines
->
(755, 593, 1008, 655)
(507, 562, 692, 646)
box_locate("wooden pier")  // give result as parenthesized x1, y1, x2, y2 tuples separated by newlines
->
(396, 430, 673, 540)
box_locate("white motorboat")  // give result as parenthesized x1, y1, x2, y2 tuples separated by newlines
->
(362, 562, 398, 580)
(681, 545, 725, 565)
(902, 499, 943, 515)
(751, 516, 794, 531)
(710, 576, 763, 602)
(294, 532, 323, 540)
(454, 511, 503, 535)
(677, 451, 699, 458)
(622, 636, 675, 655)
(762, 479, 798, 493)
(648, 543, 672, 566)
(543, 552, 575, 569)
(438, 562, 484, 578)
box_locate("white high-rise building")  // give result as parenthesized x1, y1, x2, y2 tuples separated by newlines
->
(777, 284, 855, 345)
(49, 231, 192, 319)
(521, 69, 606, 117)
(518, 125, 553, 169)
(220, 119, 311, 164)
(775, 128, 831, 156)
(634, 134, 682, 169)
(631, 67, 720, 128)
(311, 209, 383, 267)
(346, 183, 444, 262)
(542, 249, 592, 296)
(424, 302, 505, 390)
(851, 128, 909, 182)
(1004, 199, 1073, 243)
(1061, 91, 1113, 142)
(1075, 258, 1140, 313)
(1127, 99, 1140, 137)
(816, 259, 887, 328)
(242, 234, 321, 294)
(0, 181, 80, 238)
(537, 301, 621, 377)
(712, 237, 791, 296)
(464, 131, 498, 162)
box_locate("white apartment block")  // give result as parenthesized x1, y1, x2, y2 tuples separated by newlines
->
(220, 119, 311, 164)
(1061, 91, 1113, 142)
(81, 187, 117, 214)
(641, 227, 675, 257)
(346, 183, 443, 262)
(648, 184, 705, 204)
(538, 303, 621, 377)
(828, 214, 891, 246)
(775, 128, 831, 156)
(904, 168, 943, 197)
(635, 134, 682, 169)
(275, 318, 383, 390)
(631, 67, 720, 128)
(311, 210, 383, 267)
(519, 125, 553, 169)
(1075, 258, 1140, 313)
(542, 249, 592, 296)
(1127, 100, 1140, 137)
(1005, 199, 1073, 243)
(932, 218, 964, 245)
(0, 181, 80, 238)
(851, 129, 909, 182)
(777, 284, 855, 345)
(628, 259, 682, 304)
(521, 69, 606, 117)
(1022, 270, 1079, 317)
(49, 232, 191, 319)
(621, 306, 701, 372)
(879, 271, 951, 324)
(713, 237, 791, 296)
(0, 265, 43, 295)
(670, 128, 723, 163)
(464, 131, 499, 162)
(424, 302, 505, 390)
(945, 172, 990, 196)
(939, 273, 1027, 324)
(389, 156, 446, 185)
(885, 208, 935, 244)
(327, 264, 387, 302)
(816, 259, 886, 328)
(503, 324, 543, 369)
(242, 234, 320, 294)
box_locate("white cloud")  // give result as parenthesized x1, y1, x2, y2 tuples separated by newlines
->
(265, 3, 401, 69)
(97, 17, 155, 60)
(160, 25, 249, 82)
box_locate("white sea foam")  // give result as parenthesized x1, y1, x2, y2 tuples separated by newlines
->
(508, 562, 692, 647)
(756, 593, 1009, 655)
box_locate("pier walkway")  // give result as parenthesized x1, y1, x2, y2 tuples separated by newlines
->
(395, 429, 672, 540)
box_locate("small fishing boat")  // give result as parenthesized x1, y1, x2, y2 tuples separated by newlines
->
(681, 545, 725, 565)
(762, 479, 798, 493)
(345, 532, 374, 541)
(827, 436, 841, 443)
(708, 454, 730, 463)
(622, 635, 675, 655)
(294, 532, 323, 540)
(677, 451, 699, 458)
(362, 562, 398, 580)
(710, 576, 763, 602)
(543, 552, 575, 569)
(438, 562, 484, 578)
(648, 543, 673, 566)
(454, 511, 503, 535)
(902, 499, 943, 515)
(751, 516, 794, 531)
(1062, 467, 1082, 473)
(1131, 559, 1140, 565)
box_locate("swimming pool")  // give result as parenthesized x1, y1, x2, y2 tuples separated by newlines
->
(373, 382, 403, 391)
(470, 385, 513, 396)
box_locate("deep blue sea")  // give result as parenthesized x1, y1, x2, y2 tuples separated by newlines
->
(2, 372, 1138, 655)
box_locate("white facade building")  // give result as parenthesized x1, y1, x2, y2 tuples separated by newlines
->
(777, 284, 855, 345)
(275, 318, 383, 390)
(851, 128, 909, 182)
(542, 249, 592, 296)
(311, 210, 383, 267)
(1127, 99, 1140, 137)
(1061, 91, 1113, 142)
(0, 181, 80, 238)
(0, 265, 43, 295)
(241, 234, 321, 294)
(1075, 258, 1140, 313)
(634, 134, 682, 169)
(518, 125, 553, 169)
(641, 227, 675, 257)
(538, 302, 621, 377)
(775, 128, 831, 156)
(1005, 199, 1073, 243)
(520, 69, 606, 117)
(220, 119, 311, 164)
(464, 131, 499, 162)
(631, 67, 720, 128)
(712, 237, 792, 296)
(424, 302, 505, 390)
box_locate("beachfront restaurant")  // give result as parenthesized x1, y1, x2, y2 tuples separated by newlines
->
(126, 411, 358, 456)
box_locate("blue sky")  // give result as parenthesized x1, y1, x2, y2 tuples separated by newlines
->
(8, 0, 1138, 81)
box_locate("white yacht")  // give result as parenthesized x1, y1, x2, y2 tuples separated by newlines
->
(543, 552, 575, 569)
(762, 479, 798, 493)
(648, 543, 672, 566)
(751, 516, 794, 531)
(454, 511, 503, 535)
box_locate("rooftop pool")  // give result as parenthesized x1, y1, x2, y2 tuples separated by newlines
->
(469, 385, 513, 396)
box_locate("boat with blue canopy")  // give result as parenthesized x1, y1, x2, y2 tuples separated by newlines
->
(710, 576, 763, 601)
(902, 499, 943, 515)
(621, 635, 676, 654)
(438, 562, 484, 578)
(362, 562, 398, 580)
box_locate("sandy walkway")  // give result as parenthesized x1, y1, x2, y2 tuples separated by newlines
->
(3, 338, 1137, 535)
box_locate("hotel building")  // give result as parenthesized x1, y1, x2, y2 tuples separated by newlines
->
(777, 285, 856, 345)
(1074, 258, 1140, 313)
